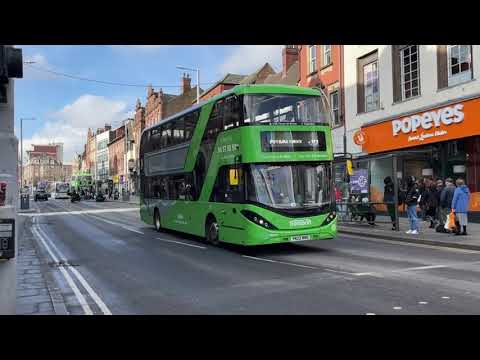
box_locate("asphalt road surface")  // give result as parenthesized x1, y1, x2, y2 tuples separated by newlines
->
(20, 198, 480, 315)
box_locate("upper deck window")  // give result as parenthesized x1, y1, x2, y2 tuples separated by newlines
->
(243, 94, 331, 126)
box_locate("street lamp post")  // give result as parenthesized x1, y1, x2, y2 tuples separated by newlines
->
(176, 65, 200, 104)
(20, 117, 35, 191)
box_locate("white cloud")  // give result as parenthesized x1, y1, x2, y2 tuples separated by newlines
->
(220, 45, 283, 75)
(22, 95, 131, 163)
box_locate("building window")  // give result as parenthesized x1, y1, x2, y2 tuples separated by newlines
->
(401, 45, 420, 100)
(364, 60, 379, 112)
(308, 45, 317, 74)
(448, 45, 472, 86)
(323, 45, 332, 66)
(330, 91, 340, 126)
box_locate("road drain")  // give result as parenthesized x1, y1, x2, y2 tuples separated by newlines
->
(48, 260, 79, 268)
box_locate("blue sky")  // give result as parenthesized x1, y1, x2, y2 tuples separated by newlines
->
(15, 45, 283, 162)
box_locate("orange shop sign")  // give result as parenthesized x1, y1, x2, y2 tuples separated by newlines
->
(361, 97, 480, 154)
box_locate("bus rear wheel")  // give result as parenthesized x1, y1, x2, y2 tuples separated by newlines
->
(206, 217, 219, 245)
(154, 209, 162, 232)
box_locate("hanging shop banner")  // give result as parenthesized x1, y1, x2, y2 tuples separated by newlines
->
(350, 168, 369, 194)
(360, 97, 480, 154)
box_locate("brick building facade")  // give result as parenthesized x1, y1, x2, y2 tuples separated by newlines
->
(298, 44, 345, 153)
(23, 144, 71, 187)
(86, 128, 96, 177)
(108, 126, 126, 192)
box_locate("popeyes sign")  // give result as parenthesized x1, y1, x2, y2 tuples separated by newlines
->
(361, 97, 480, 154)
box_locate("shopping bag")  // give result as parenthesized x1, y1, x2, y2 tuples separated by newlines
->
(445, 210, 456, 230)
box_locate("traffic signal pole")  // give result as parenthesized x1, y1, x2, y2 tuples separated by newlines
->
(0, 68, 18, 314)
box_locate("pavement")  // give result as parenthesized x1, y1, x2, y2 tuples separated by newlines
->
(14, 198, 480, 314)
(338, 215, 480, 251)
(16, 214, 67, 315)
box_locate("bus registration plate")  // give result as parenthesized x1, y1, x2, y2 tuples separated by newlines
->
(290, 235, 311, 242)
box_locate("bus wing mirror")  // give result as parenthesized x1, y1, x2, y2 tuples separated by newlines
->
(229, 168, 239, 186)
(346, 160, 353, 176)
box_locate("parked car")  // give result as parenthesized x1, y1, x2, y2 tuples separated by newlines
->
(34, 190, 49, 202)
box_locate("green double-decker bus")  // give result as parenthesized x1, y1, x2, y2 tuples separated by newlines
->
(71, 172, 94, 192)
(139, 84, 337, 246)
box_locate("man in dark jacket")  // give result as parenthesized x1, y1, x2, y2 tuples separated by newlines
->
(405, 176, 420, 234)
(423, 179, 439, 228)
(384, 176, 396, 230)
(434, 179, 444, 229)
(440, 178, 456, 232)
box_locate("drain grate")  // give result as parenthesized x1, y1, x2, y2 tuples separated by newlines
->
(48, 260, 79, 268)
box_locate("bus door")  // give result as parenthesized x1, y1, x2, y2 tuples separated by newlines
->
(212, 166, 245, 241)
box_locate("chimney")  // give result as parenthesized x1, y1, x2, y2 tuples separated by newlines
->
(181, 73, 191, 94)
(282, 45, 299, 77)
(105, 124, 111, 131)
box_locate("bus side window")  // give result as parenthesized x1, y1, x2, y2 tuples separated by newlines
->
(185, 110, 199, 141)
(223, 95, 242, 130)
(172, 117, 185, 145)
(205, 100, 224, 140)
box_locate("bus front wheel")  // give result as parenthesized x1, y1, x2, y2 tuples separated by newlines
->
(206, 217, 219, 245)
(154, 209, 162, 232)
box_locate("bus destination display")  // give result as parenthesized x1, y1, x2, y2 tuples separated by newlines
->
(261, 131, 326, 152)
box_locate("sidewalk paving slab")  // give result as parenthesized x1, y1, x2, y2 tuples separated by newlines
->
(338, 216, 480, 251)
(16, 216, 69, 315)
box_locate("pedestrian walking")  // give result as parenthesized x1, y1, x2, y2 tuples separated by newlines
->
(434, 179, 444, 230)
(439, 178, 456, 232)
(405, 176, 420, 234)
(423, 179, 439, 229)
(452, 178, 470, 236)
(384, 176, 396, 230)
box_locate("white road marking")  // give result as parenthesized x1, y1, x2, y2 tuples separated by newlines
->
(365, 313, 376, 315)
(442, 296, 450, 299)
(156, 238, 207, 249)
(353, 272, 376, 276)
(68, 267, 112, 315)
(19, 207, 139, 217)
(393, 306, 402, 310)
(31, 225, 93, 315)
(34, 221, 112, 315)
(393, 264, 447, 272)
(241, 255, 319, 270)
(419, 301, 428, 305)
(88, 215, 144, 235)
(324, 268, 356, 275)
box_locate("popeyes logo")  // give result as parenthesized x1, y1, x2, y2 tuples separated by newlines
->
(392, 104, 464, 137)
(353, 130, 367, 145)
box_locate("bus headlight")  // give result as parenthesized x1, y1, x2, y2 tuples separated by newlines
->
(321, 211, 336, 226)
(241, 210, 278, 230)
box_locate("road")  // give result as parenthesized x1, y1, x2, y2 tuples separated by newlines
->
(20, 197, 480, 315)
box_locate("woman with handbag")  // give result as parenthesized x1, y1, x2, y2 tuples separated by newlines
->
(452, 178, 470, 236)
